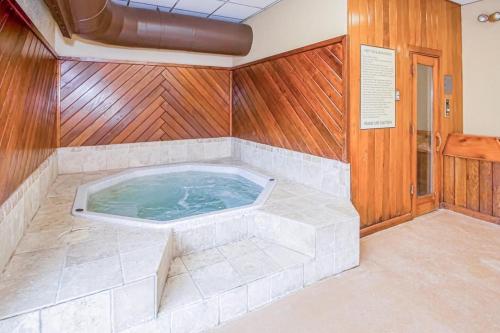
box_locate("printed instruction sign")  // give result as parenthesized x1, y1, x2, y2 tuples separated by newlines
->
(360, 45, 396, 129)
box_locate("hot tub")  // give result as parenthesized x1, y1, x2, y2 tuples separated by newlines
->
(72, 164, 275, 228)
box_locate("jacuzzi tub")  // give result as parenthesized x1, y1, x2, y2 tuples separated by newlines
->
(72, 163, 275, 228)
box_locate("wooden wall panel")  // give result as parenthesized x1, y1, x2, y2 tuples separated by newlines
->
(0, 0, 58, 206)
(232, 38, 347, 161)
(348, 0, 463, 230)
(442, 135, 500, 224)
(479, 161, 493, 215)
(443, 155, 455, 204)
(494, 164, 500, 218)
(466, 159, 479, 211)
(59, 61, 230, 147)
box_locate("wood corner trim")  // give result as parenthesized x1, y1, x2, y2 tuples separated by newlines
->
(232, 35, 347, 70)
(443, 133, 500, 162)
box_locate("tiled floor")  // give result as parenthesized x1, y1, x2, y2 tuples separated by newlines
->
(0, 170, 170, 321)
(205, 210, 500, 333)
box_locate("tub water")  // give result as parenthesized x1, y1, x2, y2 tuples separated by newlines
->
(87, 171, 263, 222)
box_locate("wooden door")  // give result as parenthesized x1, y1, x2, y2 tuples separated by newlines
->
(412, 55, 441, 216)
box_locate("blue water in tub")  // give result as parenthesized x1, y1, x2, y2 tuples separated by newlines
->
(87, 171, 263, 222)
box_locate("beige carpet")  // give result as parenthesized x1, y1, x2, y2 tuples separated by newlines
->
(210, 210, 500, 333)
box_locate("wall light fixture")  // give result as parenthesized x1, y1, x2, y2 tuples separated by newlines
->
(478, 11, 500, 23)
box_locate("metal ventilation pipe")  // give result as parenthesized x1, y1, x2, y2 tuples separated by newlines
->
(54, 0, 253, 56)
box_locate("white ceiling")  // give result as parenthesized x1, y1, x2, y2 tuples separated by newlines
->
(117, 0, 282, 23)
(449, 0, 482, 5)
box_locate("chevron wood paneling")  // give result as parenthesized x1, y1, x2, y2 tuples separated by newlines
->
(0, 0, 58, 206)
(60, 61, 230, 147)
(232, 37, 347, 162)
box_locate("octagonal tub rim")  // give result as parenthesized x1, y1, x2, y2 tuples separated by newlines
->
(72, 163, 276, 229)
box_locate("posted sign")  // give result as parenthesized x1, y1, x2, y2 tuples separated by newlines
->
(360, 45, 396, 129)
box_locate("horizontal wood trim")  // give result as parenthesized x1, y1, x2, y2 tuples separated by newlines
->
(441, 203, 500, 225)
(58, 56, 231, 71)
(233, 36, 347, 70)
(59, 60, 231, 147)
(444, 133, 500, 162)
(408, 45, 442, 58)
(232, 37, 347, 161)
(360, 213, 414, 238)
(0, 0, 58, 205)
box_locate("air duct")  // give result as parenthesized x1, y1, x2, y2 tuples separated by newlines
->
(44, 0, 253, 56)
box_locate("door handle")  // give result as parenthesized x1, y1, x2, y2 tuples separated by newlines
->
(436, 132, 442, 152)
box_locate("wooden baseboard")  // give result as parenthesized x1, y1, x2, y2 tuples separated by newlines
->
(360, 213, 414, 238)
(440, 203, 500, 225)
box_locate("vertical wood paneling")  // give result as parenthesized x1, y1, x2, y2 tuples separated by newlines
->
(59, 61, 231, 147)
(479, 161, 493, 216)
(443, 156, 455, 204)
(494, 163, 500, 218)
(455, 158, 468, 208)
(231, 38, 347, 161)
(442, 135, 500, 224)
(348, 0, 463, 229)
(0, 1, 58, 206)
(466, 159, 480, 211)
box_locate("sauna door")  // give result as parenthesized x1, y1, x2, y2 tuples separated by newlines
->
(412, 55, 441, 216)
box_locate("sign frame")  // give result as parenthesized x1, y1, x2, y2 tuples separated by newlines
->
(360, 44, 397, 130)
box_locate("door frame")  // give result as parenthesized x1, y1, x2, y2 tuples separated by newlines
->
(410, 51, 442, 217)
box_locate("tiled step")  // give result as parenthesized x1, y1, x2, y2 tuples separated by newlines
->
(0, 162, 360, 333)
(0, 207, 173, 332)
(154, 238, 314, 333)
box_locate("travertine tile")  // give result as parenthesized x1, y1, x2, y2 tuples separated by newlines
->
(303, 254, 335, 286)
(181, 248, 225, 271)
(112, 277, 156, 332)
(315, 226, 336, 257)
(228, 251, 280, 283)
(170, 297, 219, 333)
(0, 311, 40, 333)
(57, 256, 123, 302)
(215, 216, 248, 246)
(121, 311, 171, 333)
(277, 218, 316, 257)
(14, 229, 68, 254)
(65, 238, 119, 267)
(217, 239, 260, 259)
(121, 245, 164, 283)
(0, 271, 60, 319)
(250, 237, 274, 250)
(168, 257, 188, 278)
(247, 276, 272, 311)
(270, 265, 304, 299)
(262, 244, 311, 269)
(118, 228, 168, 254)
(161, 274, 202, 312)
(1, 247, 66, 280)
(41, 291, 111, 333)
(0, 148, 360, 332)
(219, 286, 248, 323)
(190, 261, 242, 298)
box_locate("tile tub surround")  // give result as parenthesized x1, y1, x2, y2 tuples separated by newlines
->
(0, 170, 173, 332)
(57, 138, 233, 174)
(0, 153, 58, 273)
(232, 138, 351, 199)
(0, 160, 359, 332)
(57, 137, 351, 200)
